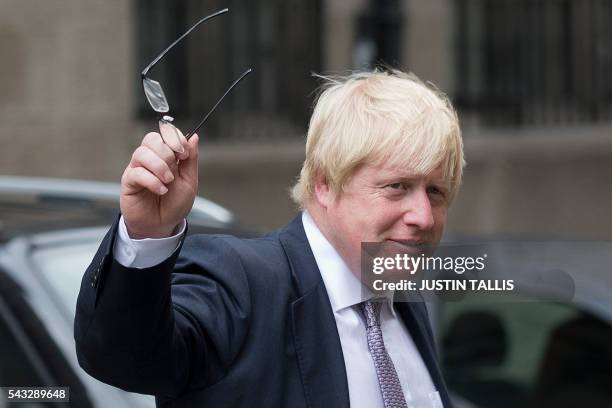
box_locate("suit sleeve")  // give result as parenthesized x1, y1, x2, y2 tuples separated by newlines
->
(74, 215, 252, 398)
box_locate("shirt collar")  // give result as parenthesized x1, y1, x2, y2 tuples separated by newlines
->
(301, 211, 396, 316)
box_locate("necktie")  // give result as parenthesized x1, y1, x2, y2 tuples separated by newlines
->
(360, 300, 408, 408)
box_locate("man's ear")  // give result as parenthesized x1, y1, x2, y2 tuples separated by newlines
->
(313, 173, 333, 209)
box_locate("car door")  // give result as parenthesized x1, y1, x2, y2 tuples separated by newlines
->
(436, 300, 612, 408)
(0, 268, 92, 407)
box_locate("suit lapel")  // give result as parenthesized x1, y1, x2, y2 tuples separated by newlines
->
(279, 216, 350, 408)
(278, 215, 452, 408)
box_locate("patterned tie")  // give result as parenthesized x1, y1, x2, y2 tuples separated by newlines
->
(360, 300, 408, 408)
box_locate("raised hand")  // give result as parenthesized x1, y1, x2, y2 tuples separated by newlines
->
(120, 130, 199, 238)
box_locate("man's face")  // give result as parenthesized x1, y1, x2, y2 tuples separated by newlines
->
(315, 162, 450, 276)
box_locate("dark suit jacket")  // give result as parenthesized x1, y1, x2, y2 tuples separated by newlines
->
(74, 214, 452, 407)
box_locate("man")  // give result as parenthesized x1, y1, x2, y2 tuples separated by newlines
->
(75, 69, 464, 407)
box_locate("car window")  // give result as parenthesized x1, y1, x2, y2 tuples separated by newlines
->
(0, 197, 118, 241)
(30, 242, 100, 319)
(0, 301, 48, 405)
(437, 300, 612, 407)
(0, 272, 74, 408)
(27, 239, 159, 408)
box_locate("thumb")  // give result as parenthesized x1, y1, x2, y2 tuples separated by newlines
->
(180, 133, 200, 183)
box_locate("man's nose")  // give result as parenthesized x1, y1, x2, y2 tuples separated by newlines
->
(402, 189, 435, 231)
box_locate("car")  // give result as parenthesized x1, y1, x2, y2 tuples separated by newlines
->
(0, 176, 237, 238)
(3, 177, 611, 407)
(0, 176, 252, 407)
(429, 239, 612, 407)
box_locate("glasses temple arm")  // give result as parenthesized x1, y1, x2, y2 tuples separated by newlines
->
(186, 68, 253, 139)
(142, 8, 229, 77)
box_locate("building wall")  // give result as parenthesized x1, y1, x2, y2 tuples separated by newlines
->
(0, 0, 138, 181)
(1, 1, 611, 239)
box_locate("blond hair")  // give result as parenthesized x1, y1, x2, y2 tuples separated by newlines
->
(291, 69, 465, 207)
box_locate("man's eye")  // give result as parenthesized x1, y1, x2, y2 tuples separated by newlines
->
(427, 186, 446, 198)
(386, 182, 404, 190)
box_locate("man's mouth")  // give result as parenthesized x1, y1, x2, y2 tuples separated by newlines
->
(386, 238, 428, 247)
(384, 239, 434, 256)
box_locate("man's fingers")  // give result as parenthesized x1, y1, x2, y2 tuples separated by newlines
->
(180, 133, 199, 182)
(141, 132, 182, 169)
(122, 166, 169, 196)
(130, 146, 176, 184)
(176, 129, 190, 161)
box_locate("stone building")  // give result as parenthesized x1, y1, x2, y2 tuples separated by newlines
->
(1, 0, 611, 238)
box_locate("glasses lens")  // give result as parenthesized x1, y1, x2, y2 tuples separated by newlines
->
(159, 116, 185, 154)
(143, 78, 170, 113)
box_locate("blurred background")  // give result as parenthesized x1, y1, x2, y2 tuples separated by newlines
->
(1, 2, 612, 407)
(1, 0, 611, 237)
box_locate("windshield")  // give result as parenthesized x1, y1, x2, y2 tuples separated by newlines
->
(28, 232, 156, 407)
(30, 238, 102, 318)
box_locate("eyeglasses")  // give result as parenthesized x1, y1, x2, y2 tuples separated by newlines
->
(141, 8, 252, 153)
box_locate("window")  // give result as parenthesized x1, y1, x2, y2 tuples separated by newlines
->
(353, 0, 403, 70)
(438, 300, 612, 407)
(0, 270, 91, 408)
(454, 0, 612, 127)
(0, 272, 71, 407)
(134, 0, 322, 140)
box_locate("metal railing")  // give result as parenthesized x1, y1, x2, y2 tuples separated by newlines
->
(454, 0, 612, 127)
(134, 0, 322, 139)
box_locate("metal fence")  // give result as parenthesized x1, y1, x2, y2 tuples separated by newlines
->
(454, 0, 612, 127)
(134, 0, 322, 140)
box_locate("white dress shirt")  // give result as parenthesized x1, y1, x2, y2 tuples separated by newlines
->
(113, 213, 443, 408)
(301, 211, 442, 408)
(114, 216, 186, 267)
